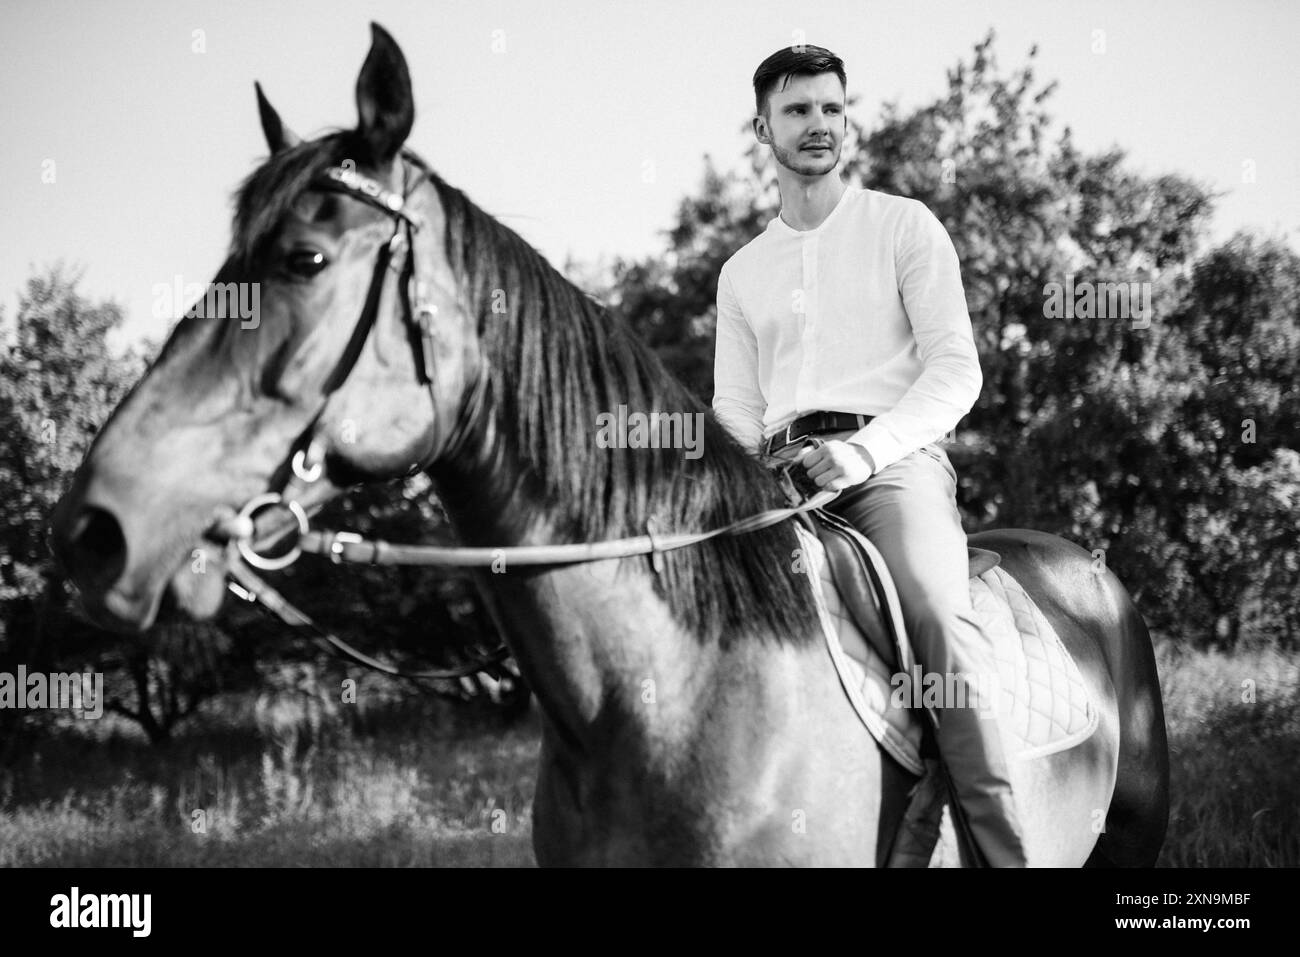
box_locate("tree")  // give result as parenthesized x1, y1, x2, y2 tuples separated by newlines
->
(603, 158, 776, 399)
(0, 268, 258, 750)
(0, 265, 145, 657)
(598, 30, 1299, 645)
(1161, 236, 1300, 642)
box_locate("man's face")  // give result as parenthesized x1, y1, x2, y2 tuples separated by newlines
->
(755, 72, 846, 177)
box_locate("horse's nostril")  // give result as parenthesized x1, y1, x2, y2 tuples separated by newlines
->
(65, 506, 127, 591)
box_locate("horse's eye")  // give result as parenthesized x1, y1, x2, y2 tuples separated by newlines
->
(285, 249, 328, 278)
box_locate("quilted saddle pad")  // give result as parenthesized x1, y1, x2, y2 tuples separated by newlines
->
(795, 524, 1099, 775)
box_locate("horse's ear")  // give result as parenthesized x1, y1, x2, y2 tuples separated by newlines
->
(255, 82, 301, 153)
(354, 22, 414, 166)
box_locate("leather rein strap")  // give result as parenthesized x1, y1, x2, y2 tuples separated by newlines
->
(292, 490, 839, 568)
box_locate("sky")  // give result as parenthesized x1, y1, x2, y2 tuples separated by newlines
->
(2, 0, 1298, 350)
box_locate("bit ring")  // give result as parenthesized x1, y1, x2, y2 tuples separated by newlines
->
(234, 492, 310, 571)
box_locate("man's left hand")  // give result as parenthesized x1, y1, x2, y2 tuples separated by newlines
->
(799, 440, 875, 491)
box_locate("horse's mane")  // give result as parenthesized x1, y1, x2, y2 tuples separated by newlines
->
(230, 135, 817, 648)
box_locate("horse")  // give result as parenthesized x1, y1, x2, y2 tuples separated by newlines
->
(51, 23, 1168, 866)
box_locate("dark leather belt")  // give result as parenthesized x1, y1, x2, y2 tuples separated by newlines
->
(765, 411, 874, 455)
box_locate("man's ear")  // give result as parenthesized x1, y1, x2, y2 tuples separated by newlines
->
(753, 114, 772, 145)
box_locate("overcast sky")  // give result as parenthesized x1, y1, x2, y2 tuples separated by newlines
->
(3, 0, 1297, 349)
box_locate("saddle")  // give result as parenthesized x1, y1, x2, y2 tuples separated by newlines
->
(796, 508, 1100, 866)
(804, 508, 1001, 671)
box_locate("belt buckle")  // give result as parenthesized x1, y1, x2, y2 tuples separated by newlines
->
(770, 421, 796, 455)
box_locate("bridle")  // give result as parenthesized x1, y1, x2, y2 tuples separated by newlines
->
(218, 152, 504, 681)
(214, 152, 838, 683)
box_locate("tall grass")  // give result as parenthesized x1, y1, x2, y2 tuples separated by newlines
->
(1154, 637, 1300, 867)
(2, 641, 1295, 866)
(0, 680, 538, 867)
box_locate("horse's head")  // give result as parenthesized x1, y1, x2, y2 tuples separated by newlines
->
(51, 24, 481, 632)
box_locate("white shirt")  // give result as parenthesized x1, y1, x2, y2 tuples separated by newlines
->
(712, 185, 982, 472)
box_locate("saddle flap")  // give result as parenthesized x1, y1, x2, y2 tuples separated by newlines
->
(809, 511, 1002, 671)
(806, 512, 998, 670)
(807, 511, 898, 670)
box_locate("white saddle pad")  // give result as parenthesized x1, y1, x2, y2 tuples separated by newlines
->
(795, 524, 1099, 776)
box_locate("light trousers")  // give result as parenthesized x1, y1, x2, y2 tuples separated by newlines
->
(779, 431, 1029, 867)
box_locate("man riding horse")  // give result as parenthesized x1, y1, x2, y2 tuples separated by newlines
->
(51, 24, 1166, 867)
(712, 44, 1026, 866)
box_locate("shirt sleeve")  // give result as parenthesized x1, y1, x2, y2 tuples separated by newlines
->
(711, 265, 767, 455)
(848, 201, 983, 471)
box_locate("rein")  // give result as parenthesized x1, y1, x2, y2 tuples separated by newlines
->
(224, 482, 837, 682)
(216, 154, 837, 682)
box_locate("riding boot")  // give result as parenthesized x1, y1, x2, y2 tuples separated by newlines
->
(931, 691, 1029, 867)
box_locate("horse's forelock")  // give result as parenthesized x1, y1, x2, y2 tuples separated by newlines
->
(229, 132, 355, 270)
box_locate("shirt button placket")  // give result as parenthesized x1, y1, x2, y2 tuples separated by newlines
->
(795, 235, 819, 413)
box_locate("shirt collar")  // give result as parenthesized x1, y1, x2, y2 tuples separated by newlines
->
(769, 184, 857, 237)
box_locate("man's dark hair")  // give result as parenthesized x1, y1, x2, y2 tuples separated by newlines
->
(752, 45, 846, 117)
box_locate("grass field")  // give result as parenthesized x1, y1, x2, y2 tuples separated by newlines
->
(1155, 639, 1299, 867)
(0, 684, 540, 867)
(1, 638, 1296, 867)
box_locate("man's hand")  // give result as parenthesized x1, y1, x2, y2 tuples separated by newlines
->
(799, 440, 875, 491)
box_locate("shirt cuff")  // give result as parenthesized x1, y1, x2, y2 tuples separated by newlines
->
(847, 421, 907, 473)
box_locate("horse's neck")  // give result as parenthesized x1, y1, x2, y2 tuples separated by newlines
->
(430, 436, 891, 863)
(430, 441, 738, 751)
